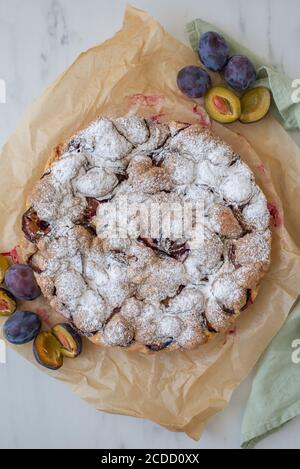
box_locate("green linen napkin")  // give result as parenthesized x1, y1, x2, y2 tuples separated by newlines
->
(186, 19, 300, 130)
(241, 300, 300, 448)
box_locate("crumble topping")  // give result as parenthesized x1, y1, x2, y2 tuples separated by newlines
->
(22, 117, 271, 352)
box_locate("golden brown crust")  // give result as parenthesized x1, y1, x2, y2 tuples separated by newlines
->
(46, 144, 66, 170)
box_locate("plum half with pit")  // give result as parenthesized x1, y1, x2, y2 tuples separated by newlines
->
(52, 323, 82, 358)
(5, 264, 41, 301)
(3, 311, 41, 345)
(177, 66, 211, 98)
(198, 31, 229, 72)
(0, 288, 17, 317)
(205, 86, 241, 123)
(224, 55, 256, 92)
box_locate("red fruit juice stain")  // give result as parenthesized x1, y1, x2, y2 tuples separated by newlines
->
(267, 202, 283, 228)
(223, 327, 237, 345)
(149, 112, 165, 122)
(192, 104, 212, 129)
(1, 246, 20, 264)
(257, 162, 266, 176)
(129, 94, 164, 107)
(35, 308, 52, 328)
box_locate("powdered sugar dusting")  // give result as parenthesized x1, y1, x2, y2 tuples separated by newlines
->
(24, 116, 271, 352)
(212, 274, 246, 310)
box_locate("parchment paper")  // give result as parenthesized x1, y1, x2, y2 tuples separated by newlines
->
(1, 5, 300, 440)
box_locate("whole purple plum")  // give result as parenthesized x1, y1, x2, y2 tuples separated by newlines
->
(224, 55, 256, 92)
(177, 66, 211, 98)
(5, 264, 41, 301)
(198, 31, 229, 71)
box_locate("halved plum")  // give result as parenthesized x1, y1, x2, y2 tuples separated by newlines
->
(0, 254, 10, 284)
(52, 323, 82, 358)
(205, 87, 241, 123)
(240, 87, 272, 123)
(33, 324, 82, 369)
(0, 288, 17, 317)
(33, 331, 63, 370)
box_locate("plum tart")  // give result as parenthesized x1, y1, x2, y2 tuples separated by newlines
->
(21, 117, 271, 353)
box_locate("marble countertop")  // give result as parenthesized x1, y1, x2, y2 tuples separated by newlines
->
(0, 0, 299, 449)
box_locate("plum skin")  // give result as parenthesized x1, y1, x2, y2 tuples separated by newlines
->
(177, 66, 211, 98)
(3, 311, 41, 345)
(224, 55, 256, 92)
(198, 31, 229, 72)
(5, 264, 41, 301)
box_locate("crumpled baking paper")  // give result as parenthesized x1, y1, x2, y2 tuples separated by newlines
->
(0, 5, 300, 440)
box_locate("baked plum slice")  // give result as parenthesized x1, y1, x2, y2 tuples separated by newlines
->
(168, 241, 190, 261)
(241, 289, 255, 311)
(147, 338, 173, 352)
(84, 197, 101, 222)
(22, 207, 51, 243)
(3, 311, 41, 345)
(33, 331, 63, 370)
(52, 323, 82, 358)
(5, 264, 41, 301)
(0, 288, 17, 316)
(138, 237, 190, 261)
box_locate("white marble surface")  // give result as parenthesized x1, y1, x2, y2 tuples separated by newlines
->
(0, 0, 300, 449)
